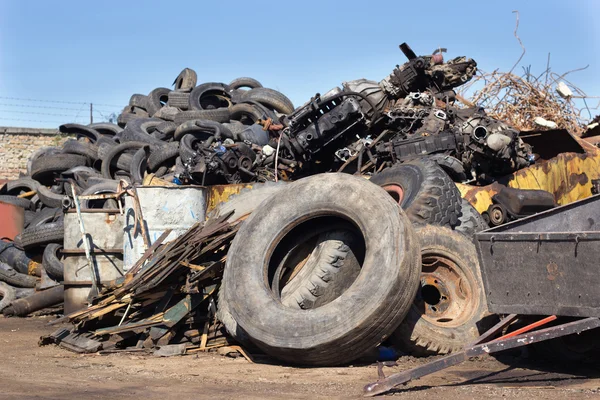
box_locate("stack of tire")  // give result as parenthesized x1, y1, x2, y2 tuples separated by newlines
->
(0, 67, 295, 316)
(215, 160, 493, 366)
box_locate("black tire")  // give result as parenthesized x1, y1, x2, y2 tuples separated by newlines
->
(229, 103, 265, 123)
(129, 94, 149, 109)
(98, 143, 132, 171)
(2, 178, 39, 196)
(370, 159, 462, 228)
(0, 282, 16, 312)
(28, 207, 63, 227)
(0, 262, 36, 288)
(242, 87, 294, 114)
(428, 154, 467, 182)
(42, 243, 64, 281)
(0, 240, 37, 275)
(391, 224, 493, 355)
(145, 87, 170, 117)
(120, 118, 164, 144)
(130, 146, 150, 184)
(168, 90, 190, 109)
(0, 195, 33, 210)
(58, 124, 101, 143)
(173, 68, 197, 91)
(155, 121, 178, 137)
(173, 109, 231, 125)
(101, 141, 147, 179)
(220, 173, 421, 366)
(81, 181, 119, 209)
(228, 77, 263, 90)
(61, 139, 99, 161)
(31, 154, 89, 185)
(148, 143, 179, 171)
(454, 199, 489, 237)
(88, 123, 123, 137)
(118, 109, 141, 127)
(189, 83, 231, 110)
(36, 185, 65, 208)
(279, 229, 363, 310)
(151, 105, 179, 121)
(16, 221, 64, 250)
(27, 147, 61, 176)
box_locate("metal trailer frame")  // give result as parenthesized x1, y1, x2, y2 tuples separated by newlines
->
(363, 193, 600, 396)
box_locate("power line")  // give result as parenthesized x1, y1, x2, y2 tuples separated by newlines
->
(0, 116, 64, 124)
(0, 96, 124, 108)
(0, 102, 84, 111)
(0, 109, 75, 117)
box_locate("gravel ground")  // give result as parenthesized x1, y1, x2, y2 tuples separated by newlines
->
(1, 316, 600, 399)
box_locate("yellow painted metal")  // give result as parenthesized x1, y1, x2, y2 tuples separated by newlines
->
(142, 173, 177, 187)
(459, 140, 600, 214)
(205, 184, 252, 214)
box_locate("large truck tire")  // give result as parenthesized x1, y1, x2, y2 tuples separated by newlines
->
(219, 173, 421, 366)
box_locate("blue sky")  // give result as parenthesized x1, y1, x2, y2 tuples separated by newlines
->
(0, 0, 598, 128)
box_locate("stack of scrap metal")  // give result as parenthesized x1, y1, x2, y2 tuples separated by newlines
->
(41, 212, 241, 356)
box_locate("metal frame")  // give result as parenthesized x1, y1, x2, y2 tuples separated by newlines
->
(363, 315, 600, 396)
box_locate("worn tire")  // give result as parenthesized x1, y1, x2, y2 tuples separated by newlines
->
(147, 143, 179, 171)
(229, 103, 266, 123)
(61, 139, 99, 161)
(0, 282, 16, 312)
(31, 154, 89, 184)
(88, 123, 123, 137)
(2, 178, 40, 196)
(145, 87, 170, 117)
(81, 181, 119, 209)
(16, 221, 64, 250)
(242, 87, 294, 114)
(220, 173, 421, 366)
(59, 124, 101, 143)
(36, 185, 65, 208)
(101, 141, 148, 179)
(189, 83, 231, 110)
(0, 262, 37, 288)
(28, 207, 63, 227)
(229, 77, 263, 91)
(42, 243, 64, 281)
(391, 224, 493, 355)
(428, 154, 467, 182)
(167, 90, 190, 110)
(370, 159, 462, 228)
(454, 199, 489, 237)
(173, 109, 231, 125)
(0, 195, 33, 210)
(129, 94, 149, 109)
(130, 146, 150, 184)
(120, 118, 164, 144)
(173, 68, 197, 91)
(0, 241, 37, 275)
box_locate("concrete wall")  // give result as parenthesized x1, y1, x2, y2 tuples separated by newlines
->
(0, 127, 70, 180)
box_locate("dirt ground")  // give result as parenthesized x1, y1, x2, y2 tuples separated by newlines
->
(1, 317, 600, 399)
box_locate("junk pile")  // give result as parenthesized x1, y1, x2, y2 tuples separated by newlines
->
(1, 41, 599, 367)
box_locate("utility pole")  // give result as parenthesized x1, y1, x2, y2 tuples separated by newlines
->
(90, 103, 93, 124)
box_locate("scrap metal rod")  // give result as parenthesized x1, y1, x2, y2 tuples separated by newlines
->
(363, 317, 600, 397)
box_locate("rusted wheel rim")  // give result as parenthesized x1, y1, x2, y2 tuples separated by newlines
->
(416, 253, 478, 328)
(381, 184, 404, 204)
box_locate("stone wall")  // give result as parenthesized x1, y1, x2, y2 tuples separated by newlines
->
(0, 127, 70, 180)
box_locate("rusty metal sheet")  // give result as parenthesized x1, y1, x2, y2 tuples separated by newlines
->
(458, 140, 600, 214)
(0, 201, 24, 240)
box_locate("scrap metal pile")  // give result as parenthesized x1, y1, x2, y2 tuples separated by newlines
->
(0, 41, 598, 372)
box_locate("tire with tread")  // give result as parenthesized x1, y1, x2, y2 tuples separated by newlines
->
(219, 173, 421, 366)
(370, 159, 462, 228)
(391, 224, 493, 355)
